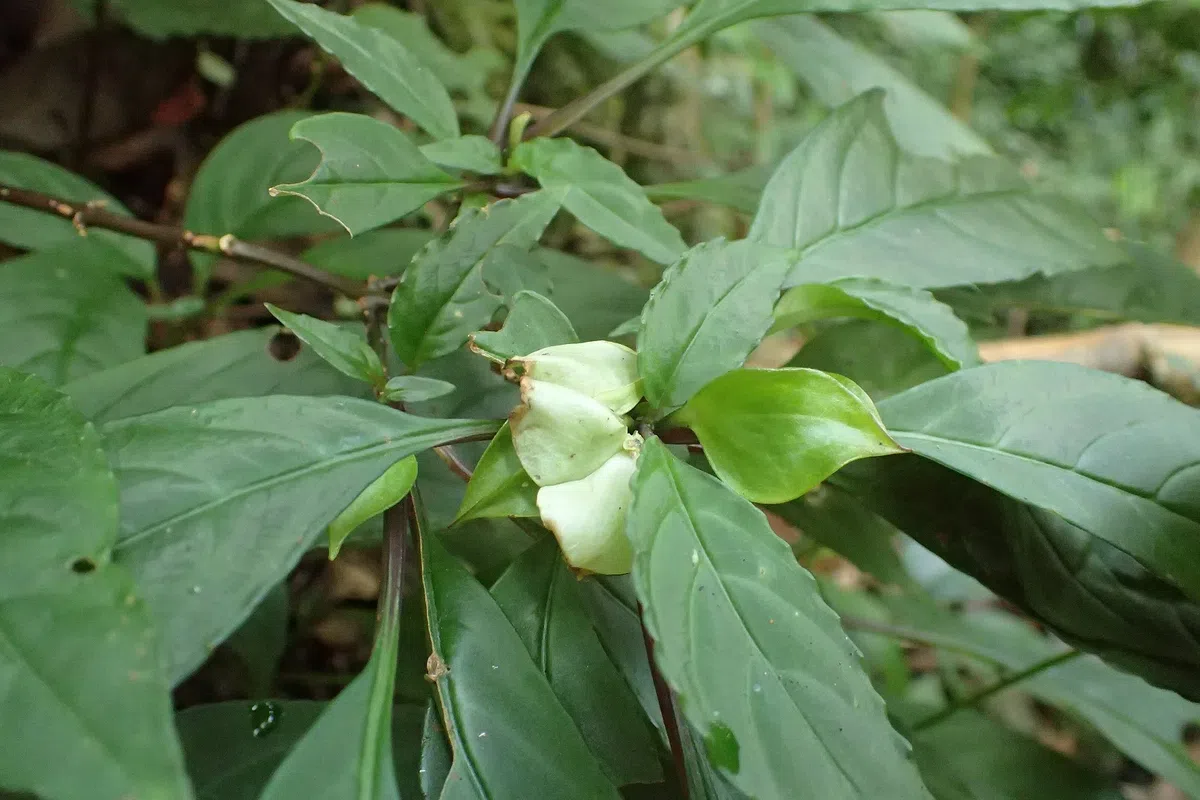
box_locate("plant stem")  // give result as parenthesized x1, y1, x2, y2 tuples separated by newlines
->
(912, 649, 1081, 732)
(489, 66, 528, 147)
(0, 183, 361, 297)
(639, 603, 689, 799)
(377, 499, 411, 652)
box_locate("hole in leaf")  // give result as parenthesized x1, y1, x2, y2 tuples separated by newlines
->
(268, 330, 301, 362)
(70, 557, 97, 574)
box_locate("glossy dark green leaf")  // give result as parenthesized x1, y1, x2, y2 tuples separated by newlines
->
(420, 136, 503, 175)
(183, 111, 330, 254)
(422, 530, 622, 798)
(759, 16, 988, 160)
(0, 368, 189, 800)
(512, 137, 686, 265)
(627, 438, 931, 799)
(749, 92, 1125, 290)
(774, 280, 979, 369)
(0, 240, 147, 385)
(272, 113, 461, 236)
(420, 703, 452, 798)
(267, 0, 459, 139)
(834, 454, 1200, 703)
(381, 376, 457, 404)
(675, 367, 901, 503)
(491, 538, 663, 786)
(878, 361, 1200, 602)
(302, 229, 435, 281)
(0, 150, 153, 273)
(327, 456, 418, 559)
(470, 291, 578, 363)
(637, 239, 793, 410)
(455, 424, 539, 524)
(266, 304, 384, 388)
(541, 249, 649, 341)
(786, 321, 950, 401)
(388, 192, 561, 369)
(912, 711, 1123, 800)
(63, 327, 365, 423)
(938, 242, 1200, 327)
(104, 397, 498, 683)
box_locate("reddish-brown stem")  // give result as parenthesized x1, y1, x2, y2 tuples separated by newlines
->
(640, 603, 690, 798)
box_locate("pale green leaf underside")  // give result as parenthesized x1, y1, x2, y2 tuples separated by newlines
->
(470, 290, 578, 363)
(266, 304, 384, 388)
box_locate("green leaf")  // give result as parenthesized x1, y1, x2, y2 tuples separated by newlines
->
(86, 0, 294, 38)
(272, 113, 461, 236)
(0, 368, 189, 800)
(421, 529, 622, 798)
(786, 321, 950, 401)
(421, 136, 504, 175)
(225, 584, 288, 697)
(773, 279, 979, 369)
(471, 291, 578, 363)
(0, 240, 147, 386)
(758, 16, 989, 160)
(834, 454, 1200, 703)
(103, 396, 498, 683)
(266, 0, 459, 139)
(512, 137, 686, 265)
(540, 249, 650, 341)
(749, 92, 1125, 290)
(637, 238, 793, 410)
(938, 242, 1200, 327)
(266, 304, 384, 388)
(912, 711, 1124, 800)
(674, 366, 902, 504)
(302, 229, 435, 280)
(491, 538, 663, 786)
(177, 701, 325, 800)
(381, 376, 457, 404)
(63, 327, 366, 424)
(455, 423, 540, 524)
(878, 361, 1200, 604)
(327, 456, 418, 559)
(183, 111, 331, 256)
(627, 438, 931, 799)
(0, 150, 154, 274)
(645, 164, 775, 215)
(388, 192, 561, 369)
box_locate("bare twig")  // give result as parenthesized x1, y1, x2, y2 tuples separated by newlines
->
(0, 183, 361, 296)
(640, 603, 689, 798)
(434, 446, 474, 482)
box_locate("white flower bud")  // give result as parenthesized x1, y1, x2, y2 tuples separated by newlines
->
(537, 449, 637, 575)
(506, 341, 642, 414)
(510, 378, 628, 487)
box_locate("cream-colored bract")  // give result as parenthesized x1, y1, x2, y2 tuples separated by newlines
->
(537, 449, 638, 575)
(509, 378, 628, 486)
(507, 340, 642, 414)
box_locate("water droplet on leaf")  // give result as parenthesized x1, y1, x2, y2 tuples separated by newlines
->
(250, 701, 281, 737)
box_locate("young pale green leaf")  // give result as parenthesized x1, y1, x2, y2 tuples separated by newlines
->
(511, 137, 686, 265)
(759, 16, 989, 160)
(675, 368, 902, 503)
(266, 304, 385, 388)
(266, 0, 459, 139)
(0, 368, 189, 800)
(381, 375, 457, 404)
(637, 238, 794, 410)
(912, 711, 1124, 800)
(878, 361, 1200, 604)
(455, 423, 539, 524)
(787, 321, 950, 401)
(0, 150, 154, 274)
(327, 456, 418, 559)
(537, 449, 639, 575)
(834, 454, 1200, 704)
(421, 530, 622, 799)
(0, 240, 147, 386)
(184, 111, 332, 259)
(470, 290, 578, 363)
(82, 0, 295, 38)
(271, 113, 461, 236)
(490, 538, 663, 785)
(302, 228, 435, 280)
(64, 327, 366, 423)
(773, 279, 980, 369)
(103, 396, 499, 683)
(628, 438, 932, 799)
(749, 91, 1125, 290)
(388, 192, 561, 369)
(507, 340, 640, 413)
(510, 379, 631, 487)
(420, 135, 504, 175)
